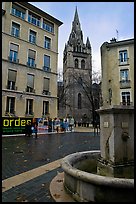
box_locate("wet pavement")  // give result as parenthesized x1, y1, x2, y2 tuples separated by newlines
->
(2, 131, 100, 202)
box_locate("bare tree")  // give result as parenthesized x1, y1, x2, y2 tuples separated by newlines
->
(58, 68, 101, 126)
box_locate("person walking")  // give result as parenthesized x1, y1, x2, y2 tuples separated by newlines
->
(55, 118, 60, 133)
(25, 121, 32, 137)
(34, 122, 38, 139)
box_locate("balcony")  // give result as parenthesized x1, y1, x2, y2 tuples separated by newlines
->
(5, 111, 16, 117)
(27, 62, 36, 68)
(7, 85, 17, 90)
(43, 66, 51, 72)
(120, 80, 131, 89)
(42, 90, 51, 95)
(25, 112, 34, 117)
(25, 87, 35, 93)
(120, 102, 133, 106)
(118, 58, 129, 66)
(8, 56, 19, 63)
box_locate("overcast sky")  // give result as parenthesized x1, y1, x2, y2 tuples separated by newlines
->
(30, 2, 134, 74)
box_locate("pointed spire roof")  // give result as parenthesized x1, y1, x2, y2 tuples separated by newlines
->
(86, 37, 91, 48)
(72, 6, 81, 31)
(74, 6, 79, 24)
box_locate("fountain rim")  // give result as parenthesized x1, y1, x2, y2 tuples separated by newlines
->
(61, 150, 134, 189)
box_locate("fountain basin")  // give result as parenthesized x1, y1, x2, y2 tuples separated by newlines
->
(61, 151, 134, 202)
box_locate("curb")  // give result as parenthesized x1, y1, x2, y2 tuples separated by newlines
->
(49, 172, 75, 202)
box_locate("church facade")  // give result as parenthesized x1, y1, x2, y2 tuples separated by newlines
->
(61, 7, 93, 123)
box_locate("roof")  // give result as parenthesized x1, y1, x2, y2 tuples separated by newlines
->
(101, 38, 134, 48)
(18, 2, 63, 26)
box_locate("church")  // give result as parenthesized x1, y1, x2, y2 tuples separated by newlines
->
(58, 7, 93, 123)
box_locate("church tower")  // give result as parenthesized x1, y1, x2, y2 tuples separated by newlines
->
(63, 7, 92, 122)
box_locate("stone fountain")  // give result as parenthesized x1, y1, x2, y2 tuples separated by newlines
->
(50, 105, 134, 202)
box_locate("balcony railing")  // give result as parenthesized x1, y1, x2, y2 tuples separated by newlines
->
(118, 58, 129, 66)
(7, 85, 17, 90)
(25, 87, 35, 93)
(5, 111, 16, 117)
(120, 80, 131, 89)
(120, 102, 133, 106)
(27, 62, 36, 68)
(42, 90, 51, 95)
(8, 56, 19, 63)
(25, 112, 34, 117)
(43, 66, 51, 72)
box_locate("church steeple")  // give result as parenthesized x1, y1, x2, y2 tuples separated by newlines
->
(67, 7, 91, 54)
(68, 7, 83, 46)
(72, 6, 81, 32)
(73, 6, 80, 26)
(86, 37, 91, 49)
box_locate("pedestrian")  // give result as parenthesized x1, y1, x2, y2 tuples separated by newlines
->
(34, 122, 38, 139)
(55, 118, 60, 133)
(69, 117, 74, 132)
(25, 121, 32, 137)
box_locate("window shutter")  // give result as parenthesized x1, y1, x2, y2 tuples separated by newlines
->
(10, 43, 19, 51)
(27, 74, 34, 88)
(43, 78, 49, 90)
(8, 70, 17, 82)
(28, 49, 36, 59)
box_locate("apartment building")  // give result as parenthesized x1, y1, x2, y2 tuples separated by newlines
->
(2, 2, 63, 118)
(100, 38, 134, 107)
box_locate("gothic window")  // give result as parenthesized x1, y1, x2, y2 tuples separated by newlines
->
(81, 59, 85, 69)
(75, 59, 78, 68)
(78, 93, 82, 109)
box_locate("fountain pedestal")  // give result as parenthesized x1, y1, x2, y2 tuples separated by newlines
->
(97, 105, 134, 178)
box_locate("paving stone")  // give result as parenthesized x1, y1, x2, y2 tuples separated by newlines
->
(2, 132, 100, 202)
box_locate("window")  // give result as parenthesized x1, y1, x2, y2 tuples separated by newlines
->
(78, 93, 82, 109)
(6, 97, 15, 114)
(43, 20, 54, 33)
(43, 77, 50, 95)
(43, 55, 50, 71)
(120, 70, 129, 81)
(75, 59, 78, 68)
(81, 59, 85, 69)
(9, 43, 19, 63)
(7, 70, 17, 90)
(29, 30, 36, 44)
(28, 13, 40, 27)
(119, 50, 128, 63)
(121, 92, 130, 105)
(26, 74, 34, 93)
(11, 22, 20, 37)
(12, 3, 25, 20)
(27, 49, 36, 67)
(26, 99, 33, 115)
(44, 36, 51, 49)
(43, 101, 49, 115)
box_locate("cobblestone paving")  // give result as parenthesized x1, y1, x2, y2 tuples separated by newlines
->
(2, 167, 62, 202)
(2, 132, 100, 202)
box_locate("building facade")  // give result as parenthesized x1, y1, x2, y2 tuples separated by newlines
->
(100, 38, 134, 107)
(62, 7, 92, 122)
(2, 2, 62, 118)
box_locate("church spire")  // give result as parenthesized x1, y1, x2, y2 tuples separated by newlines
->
(86, 37, 91, 49)
(73, 6, 79, 24)
(72, 6, 81, 32)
